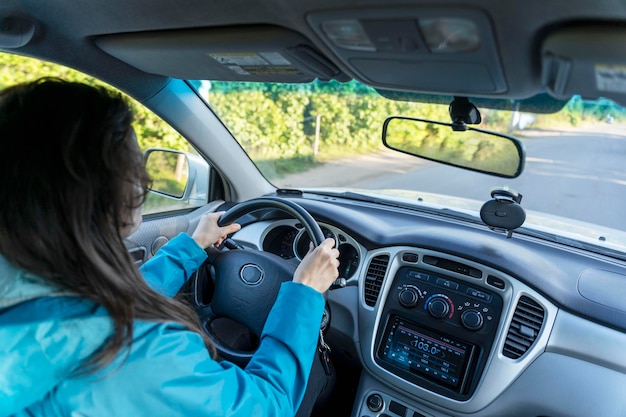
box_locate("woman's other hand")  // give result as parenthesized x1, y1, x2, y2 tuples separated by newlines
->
(293, 238, 340, 294)
(191, 212, 241, 249)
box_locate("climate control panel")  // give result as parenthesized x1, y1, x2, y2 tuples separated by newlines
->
(392, 268, 501, 335)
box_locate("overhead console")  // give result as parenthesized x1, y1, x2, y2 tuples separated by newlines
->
(307, 7, 507, 95)
(375, 265, 503, 400)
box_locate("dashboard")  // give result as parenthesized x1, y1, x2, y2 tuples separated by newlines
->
(227, 193, 626, 417)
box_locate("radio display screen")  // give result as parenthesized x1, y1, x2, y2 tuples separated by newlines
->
(378, 315, 476, 391)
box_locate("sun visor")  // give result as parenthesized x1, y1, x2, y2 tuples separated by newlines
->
(541, 26, 626, 106)
(95, 25, 348, 82)
(306, 7, 507, 95)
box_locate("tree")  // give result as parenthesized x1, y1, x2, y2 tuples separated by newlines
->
(0, 52, 192, 153)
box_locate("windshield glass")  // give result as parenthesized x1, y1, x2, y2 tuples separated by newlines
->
(194, 79, 626, 249)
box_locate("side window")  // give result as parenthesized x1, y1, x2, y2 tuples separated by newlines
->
(0, 53, 209, 216)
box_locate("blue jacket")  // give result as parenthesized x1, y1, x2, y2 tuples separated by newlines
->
(0, 233, 325, 416)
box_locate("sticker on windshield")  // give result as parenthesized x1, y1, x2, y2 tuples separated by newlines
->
(209, 52, 301, 77)
(595, 65, 626, 93)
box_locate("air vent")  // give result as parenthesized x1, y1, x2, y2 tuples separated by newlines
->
(364, 255, 390, 307)
(503, 296, 545, 359)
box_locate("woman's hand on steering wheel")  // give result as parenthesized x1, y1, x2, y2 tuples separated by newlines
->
(194, 198, 344, 364)
(293, 238, 340, 294)
(192, 211, 241, 249)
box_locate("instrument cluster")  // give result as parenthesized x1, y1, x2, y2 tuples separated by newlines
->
(262, 223, 361, 280)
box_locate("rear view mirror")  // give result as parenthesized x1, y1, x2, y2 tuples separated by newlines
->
(382, 116, 525, 178)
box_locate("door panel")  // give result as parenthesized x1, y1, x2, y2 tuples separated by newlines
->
(125, 200, 225, 267)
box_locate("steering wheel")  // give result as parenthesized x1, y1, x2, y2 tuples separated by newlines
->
(198, 197, 326, 364)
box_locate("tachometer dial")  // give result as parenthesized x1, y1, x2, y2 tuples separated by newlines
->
(279, 228, 298, 259)
(262, 225, 299, 259)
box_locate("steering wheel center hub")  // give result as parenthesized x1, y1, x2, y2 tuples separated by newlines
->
(240, 264, 264, 285)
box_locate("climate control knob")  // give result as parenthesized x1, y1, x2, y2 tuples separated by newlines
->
(427, 296, 451, 319)
(398, 287, 420, 308)
(461, 309, 484, 331)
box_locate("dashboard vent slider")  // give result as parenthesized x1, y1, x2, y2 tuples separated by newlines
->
(364, 255, 390, 307)
(503, 295, 545, 359)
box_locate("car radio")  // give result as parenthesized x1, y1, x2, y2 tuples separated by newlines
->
(379, 315, 477, 392)
(375, 266, 503, 399)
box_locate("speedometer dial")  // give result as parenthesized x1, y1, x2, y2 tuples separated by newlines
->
(337, 243, 359, 278)
(295, 226, 336, 259)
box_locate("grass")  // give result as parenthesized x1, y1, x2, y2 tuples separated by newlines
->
(255, 155, 320, 181)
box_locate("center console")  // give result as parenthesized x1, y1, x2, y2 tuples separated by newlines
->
(374, 266, 503, 400)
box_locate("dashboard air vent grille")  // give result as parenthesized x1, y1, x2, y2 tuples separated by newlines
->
(364, 254, 389, 307)
(503, 296, 545, 359)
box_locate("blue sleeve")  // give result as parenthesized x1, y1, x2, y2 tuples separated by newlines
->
(39, 282, 326, 417)
(166, 282, 325, 416)
(139, 233, 208, 297)
(0, 298, 112, 417)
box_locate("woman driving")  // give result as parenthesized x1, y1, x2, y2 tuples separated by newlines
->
(0, 78, 340, 416)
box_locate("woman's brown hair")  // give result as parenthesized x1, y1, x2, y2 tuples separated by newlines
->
(0, 78, 213, 370)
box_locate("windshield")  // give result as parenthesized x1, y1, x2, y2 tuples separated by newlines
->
(194, 79, 626, 250)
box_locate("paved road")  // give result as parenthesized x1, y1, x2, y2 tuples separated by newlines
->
(276, 129, 626, 231)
